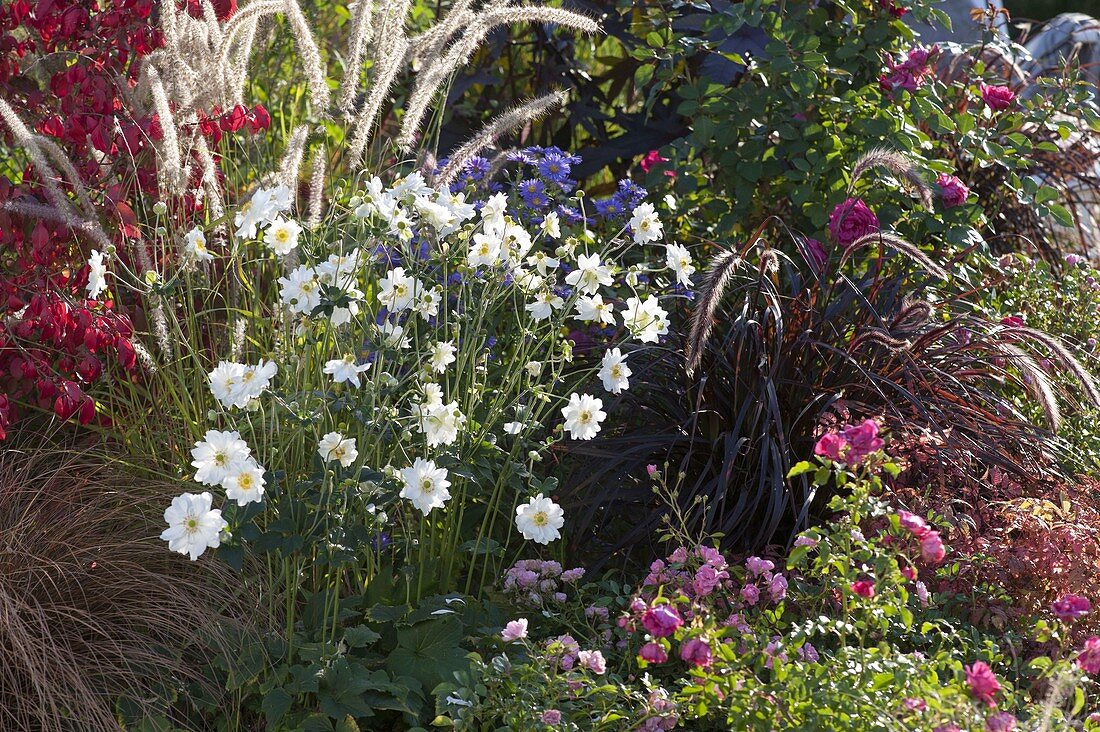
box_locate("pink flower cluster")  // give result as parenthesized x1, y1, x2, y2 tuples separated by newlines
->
(542, 634, 605, 674)
(879, 44, 940, 94)
(1078, 636, 1100, 674)
(897, 510, 946, 564)
(814, 419, 885, 465)
(501, 559, 585, 607)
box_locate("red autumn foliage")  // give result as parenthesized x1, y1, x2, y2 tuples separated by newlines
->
(889, 430, 1100, 638)
(0, 0, 266, 437)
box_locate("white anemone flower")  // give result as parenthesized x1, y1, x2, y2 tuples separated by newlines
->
(414, 288, 441, 321)
(575, 294, 616, 325)
(540, 210, 561, 238)
(377, 267, 419, 311)
(191, 430, 252, 485)
(230, 360, 277, 407)
(318, 431, 359, 467)
(184, 227, 215, 261)
(515, 493, 565, 544)
(665, 243, 696, 286)
(324, 354, 370, 388)
(264, 217, 303, 255)
(525, 289, 564, 321)
(160, 492, 227, 560)
(599, 348, 631, 394)
(621, 295, 669, 343)
(481, 192, 508, 229)
(565, 253, 613, 295)
(399, 458, 452, 515)
(86, 250, 108, 299)
(468, 231, 502, 268)
(419, 401, 465, 447)
(429, 341, 457, 374)
(527, 250, 560, 275)
(629, 202, 663, 245)
(378, 322, 411, 349)
(278, 265, 322, 316)
(560, 393, 606, 441)
(207, 361, 246, 408)
(234, 185, 292, 239)
(223, 460, 266, 506)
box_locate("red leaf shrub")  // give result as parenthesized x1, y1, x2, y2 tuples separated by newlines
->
(889, 430, 1100, 637)
(0, 1, 266, 436)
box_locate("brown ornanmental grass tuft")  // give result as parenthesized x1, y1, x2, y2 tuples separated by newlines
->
(437, 90, 569, 185)
(0, 432, 257, 731)
(849, 147, 934, 209)
(839, 231, 951, 280)
(684, 245, 747, 377)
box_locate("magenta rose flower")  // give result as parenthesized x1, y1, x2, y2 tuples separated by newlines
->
(693, 565, 723, 596)
(981, 83, 1016, 111)
(1078, 636, 1100, 674)
(985, 712, 1016, 732)
(965, 661, 1001, 707)
(1053, 594, 1092, 621)
(828, 198, 879, 247)
(740, 583, 760, 606)
(679, 638, 713, 667)
(919, 530, 946, 564)
(541, 709, 562, 725)
(745, 556, 775, 576)
(814, 432, 846, 460)
(641, 603, 683, 638)
(851, 580, 876, 599)
(840, 419, 884, 463)
(639, 641, 669, 664)
(898, 510, 928, 535)
(803, 236, 827, 271)
(937, 173, 970, 208)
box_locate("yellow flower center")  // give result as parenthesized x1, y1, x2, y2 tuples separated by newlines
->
(238, 473, 253, 489)
(421, 478, 434, 493)
(533, 511, 548, 527)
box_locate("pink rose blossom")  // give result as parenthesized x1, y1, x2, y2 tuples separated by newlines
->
(1052, 594, 1091, 621)
(840, 419, 885, 463)
(814, 432, 846, 460)
(769, 574, 789, 602)
(898, 510, 928, 535)
(640, 150, 670, 173)
(797, 642, 819, 663)
(828, 198, 879, 247)
(640, 641, 669, 664)
(642, 604, 683, 638)
(985, 712, 1016, 732)
(851, 580, 876, 599)
(646, 464, 658, 477)
(965, 661, 1001, 707)
(740, 583, 760, 606)
(937, 173, 970, 208)
(693, 565, 725, 596)
(679, 638, 713, 667)
(981, 83, 1016, 111)
(1077, 636, 1100, 674)
(919, 530, 946, 564)
(502, 618, 528, 642)
(745, 556, 775, 576)
(541, 709, 562, 725)
(578, 649, 606, 674)
(903, 697, 926, 712)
